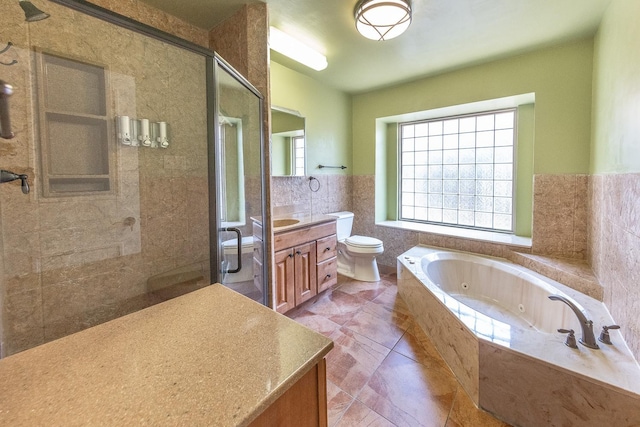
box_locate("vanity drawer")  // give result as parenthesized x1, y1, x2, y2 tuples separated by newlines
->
(317, 257, 337, 293)
(274, 221, 336, 252)
(316, 234, 337, 262)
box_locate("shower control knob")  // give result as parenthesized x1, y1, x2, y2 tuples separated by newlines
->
(598, 324, 620, 345)
(557, 328, 578, 349)
(0, 170, 29, 194)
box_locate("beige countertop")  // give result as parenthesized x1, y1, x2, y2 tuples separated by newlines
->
(0, 284, 333, 426)
(254, 214, 337, 234)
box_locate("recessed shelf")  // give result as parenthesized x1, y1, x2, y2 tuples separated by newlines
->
(36, 50, 114, 198)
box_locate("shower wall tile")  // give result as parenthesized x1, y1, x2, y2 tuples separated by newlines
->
(352, 175, 376, 237)
(349, 174, 593, 293)
(506, 251, 603, 300)
(86, 0, 209, 47)
(0, 2, 212, 356)
(589, 173, 640, 361)
(531, 174, 588, 259)
(3, 288, 44, 354)
(271, 174, 352, 217)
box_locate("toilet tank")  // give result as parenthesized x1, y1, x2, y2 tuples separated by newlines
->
(326, 211, 354, 240)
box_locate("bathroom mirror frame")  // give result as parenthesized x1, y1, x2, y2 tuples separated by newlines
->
(271, 105, 306, 177)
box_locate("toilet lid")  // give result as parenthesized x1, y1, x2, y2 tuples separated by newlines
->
(345, 235, 383, 248)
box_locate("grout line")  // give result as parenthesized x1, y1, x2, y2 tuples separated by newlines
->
(445, 385, 461, 427)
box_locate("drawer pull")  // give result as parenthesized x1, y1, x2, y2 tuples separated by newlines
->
(288, 253, 294, 258)
(296, 250, 302, 255)
(324, 247, 332, 252)
(325, 274, 331, 279)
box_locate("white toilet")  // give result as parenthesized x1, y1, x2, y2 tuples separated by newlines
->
(221, 236, 255, 283)
(326, 211, 384, 282)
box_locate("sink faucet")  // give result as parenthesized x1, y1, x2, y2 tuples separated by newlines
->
(548, 295, 599, 349)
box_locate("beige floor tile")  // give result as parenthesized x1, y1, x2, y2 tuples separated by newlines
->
(286, 309, 341, 338)
(288, 273, 511, 427)
(358, 351, 458, 427)
(335, 399, 396, 427)
(335, 279, 391, 301)
(326, 326, 391, 396)
(445, 387, 511, 427)
(304, 288, 368, 325)
(393, 322, 449, 370)
(327, 380, 354, 427)
(344, 301, 412, 349)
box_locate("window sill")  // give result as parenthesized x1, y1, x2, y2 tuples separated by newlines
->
(377, 220, 532, 248)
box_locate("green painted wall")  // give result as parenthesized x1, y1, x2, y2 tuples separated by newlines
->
(272, 40, 594, 236)
(270, 61, 352, 174)
(516, 104, 535, 236)
(353, 39, 594, 176)
(591, 0, 640, 174)
(352, 39, 593, 233)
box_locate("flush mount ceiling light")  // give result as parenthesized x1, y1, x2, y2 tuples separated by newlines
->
(354, 0, 412, 41)
(269, 27, 328, 71)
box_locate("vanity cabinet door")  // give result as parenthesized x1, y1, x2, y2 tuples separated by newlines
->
(274, 249, 296, 314)
(294, 242, 317, 305)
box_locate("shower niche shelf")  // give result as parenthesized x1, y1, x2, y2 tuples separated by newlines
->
(35, 50, 114, 197)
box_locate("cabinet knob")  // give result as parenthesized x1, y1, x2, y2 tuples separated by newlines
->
(325, 274, 331, 279)
(324, 247, 331, 252)
(296, 250, 302, 255)
(288, 253, 294, 258)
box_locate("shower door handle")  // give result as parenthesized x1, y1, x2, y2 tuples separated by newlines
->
(220, 227, 242, 274)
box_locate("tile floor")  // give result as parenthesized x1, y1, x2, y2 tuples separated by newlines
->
(286, 270, 512, 427)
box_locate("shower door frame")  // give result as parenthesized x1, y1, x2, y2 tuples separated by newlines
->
(208, 56, 267, 304)
(49, 0, 269, 303)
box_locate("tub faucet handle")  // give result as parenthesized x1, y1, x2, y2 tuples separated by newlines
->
(598, 324, 620, 345)
(557, 329, 578, 349)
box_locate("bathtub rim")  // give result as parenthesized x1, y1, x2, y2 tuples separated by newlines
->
(398, 245, 640, 398)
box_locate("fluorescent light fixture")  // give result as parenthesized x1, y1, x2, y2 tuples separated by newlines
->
(269, 27, 327, 71)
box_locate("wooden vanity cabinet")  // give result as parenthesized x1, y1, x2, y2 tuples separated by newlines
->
(249, 358, 328, 427)
(273, 220, 337, 314)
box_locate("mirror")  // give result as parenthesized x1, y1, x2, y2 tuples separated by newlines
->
(271, 106, 305, 176)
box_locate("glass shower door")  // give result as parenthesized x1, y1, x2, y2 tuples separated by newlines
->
(0, 0, 268, 358)
(211, 57, 267, 305)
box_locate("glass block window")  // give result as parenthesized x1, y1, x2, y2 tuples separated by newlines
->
(293, 136, 305, 176)
(399, 109, 516, 232)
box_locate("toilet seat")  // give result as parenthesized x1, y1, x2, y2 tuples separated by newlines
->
(222, 236, 255, 255)
(345, 235, 384, 254)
